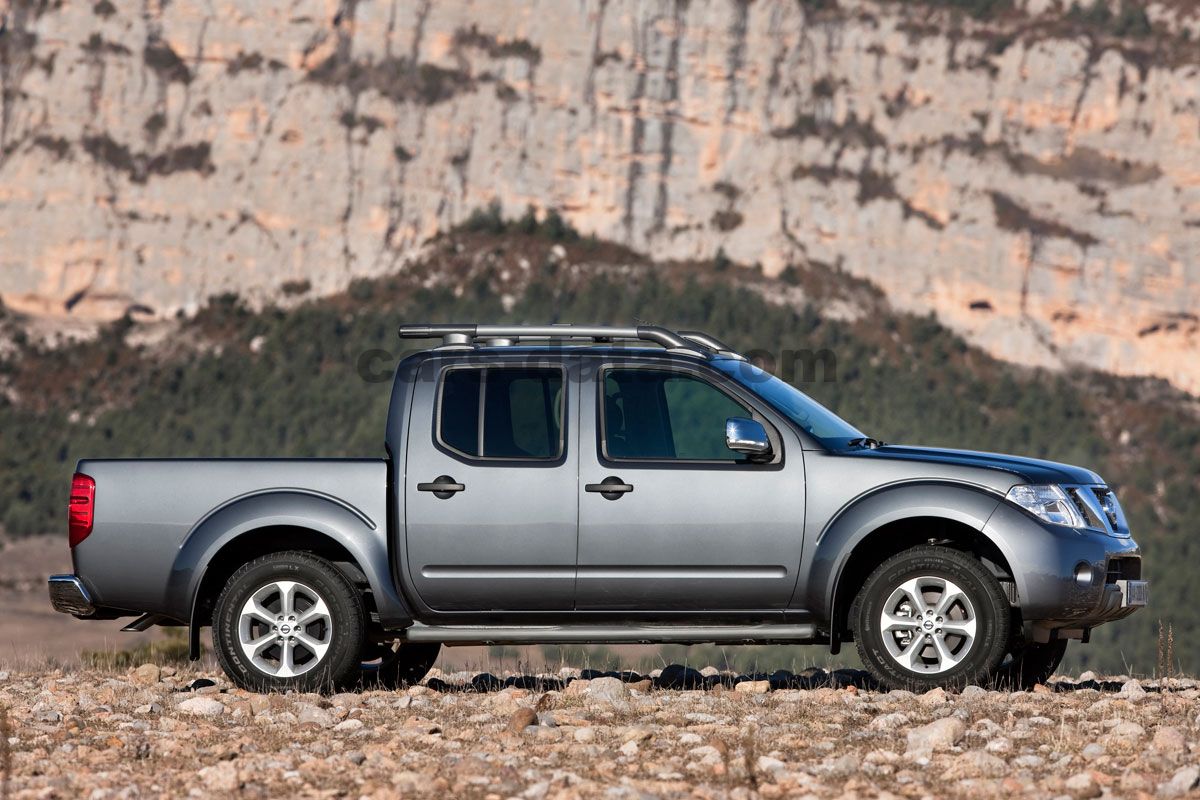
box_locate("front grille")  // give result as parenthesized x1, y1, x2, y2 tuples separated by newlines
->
(1093, 488, 1120, 529)
(1106, 557, 1142, 584)
(1066, 488, 1101, 528)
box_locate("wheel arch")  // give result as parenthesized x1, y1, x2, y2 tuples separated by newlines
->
(170, 491, 413, 659)
(803, 481, 1019, 651)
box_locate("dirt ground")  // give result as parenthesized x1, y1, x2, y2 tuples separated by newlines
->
(0, 663, 1198, 799)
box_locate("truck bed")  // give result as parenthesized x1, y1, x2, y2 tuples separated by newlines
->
(71, 458, 388, 619)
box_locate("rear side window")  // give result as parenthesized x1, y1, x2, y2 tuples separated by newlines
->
(603, 369, 748, 461)
(437, 368, 564, 460)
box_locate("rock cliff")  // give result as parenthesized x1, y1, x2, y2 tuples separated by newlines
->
(1, 0, 1198, 391)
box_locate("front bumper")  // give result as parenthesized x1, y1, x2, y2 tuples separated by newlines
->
(48, 574, 96, 617)
(983, 502, 1147, 626)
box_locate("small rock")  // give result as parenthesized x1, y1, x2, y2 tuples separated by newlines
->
(627, 679, 652, 693)
(1152, 725, 1186, 754)
(1081, 742, 1106, 761)
(177, 697, 225, 717)
(619, 740, 639, 757)
(573, 727, 596, 743)
(182, 677, 218, 692)
(33, 708, 62, 724)
(507, 707, 537, 734)
(296, 704, 335, 728)
(869, 712, 909, 731)
(905, 717, 965, 757)
(1064, 771, 1101, 799)
(334, 718, 364, 733)
(1078, 670, 1097, 682)
(942, 750, 1007, 779)
(197, 762, 239, 791)
(959, 685, 988, 700)
(985, 737, 1012, 754)
(1109, 720, 1145, 739)
(756, 755, 786, 774)
(734, 680, 770, 694)
(1118, 678, 1146, 698)
(536, 711, 556, 727)
(131, 663, 161, 685)
(622, 727, 652, 743)
(346, 750, 366, 766)
(918, 687, 948, 705)
(1160, 765, 1200, 798)
(1012, 754, 1045, 769)
(249, 694, 273, 716)
(586, 676, 629, 705)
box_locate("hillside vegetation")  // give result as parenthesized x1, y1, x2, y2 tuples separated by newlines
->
(0, 219, 1196, 675)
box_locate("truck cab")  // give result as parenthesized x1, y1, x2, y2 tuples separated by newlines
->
(51, 323, 1147, 692)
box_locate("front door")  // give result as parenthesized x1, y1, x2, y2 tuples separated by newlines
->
(576, 362, 806, 611)
(405, 358, 578, 612)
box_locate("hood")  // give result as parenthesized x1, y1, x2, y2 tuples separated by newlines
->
(841, 444, 1104, 486)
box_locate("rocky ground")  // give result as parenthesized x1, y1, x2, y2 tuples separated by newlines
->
(0, 664, 1197, 799)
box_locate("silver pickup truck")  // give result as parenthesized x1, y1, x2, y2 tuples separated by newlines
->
(50, 323, 1147, 691)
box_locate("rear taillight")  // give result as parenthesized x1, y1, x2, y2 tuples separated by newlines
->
(68, 473, 96, 548)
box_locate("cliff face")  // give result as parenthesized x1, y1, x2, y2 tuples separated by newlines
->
(1, 0, 1198, 392)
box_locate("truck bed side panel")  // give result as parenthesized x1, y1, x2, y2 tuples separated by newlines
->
(72, 458, 387, 616)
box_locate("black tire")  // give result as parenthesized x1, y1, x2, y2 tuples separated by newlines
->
(360, 642, 441, 689)
(993, 640, 1068, 690)
(213, 551, 366, 693)
(853, 546, 1011, 691)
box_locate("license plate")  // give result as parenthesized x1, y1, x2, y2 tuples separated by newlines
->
(1119, 580, 1149, 607)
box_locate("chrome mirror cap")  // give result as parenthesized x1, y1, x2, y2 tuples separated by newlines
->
(726, 417, 771, 457)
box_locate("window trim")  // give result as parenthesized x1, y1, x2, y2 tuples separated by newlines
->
(434, 364, 568, 464)
(596, 364, 782, 467)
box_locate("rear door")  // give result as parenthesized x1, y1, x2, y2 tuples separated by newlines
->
(404, 357, 578, 611)
(576, 360, 806, 611)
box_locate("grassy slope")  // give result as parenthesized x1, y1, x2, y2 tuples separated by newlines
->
(0, 223, 1195, 675)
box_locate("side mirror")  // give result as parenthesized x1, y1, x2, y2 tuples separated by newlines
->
(725, 417, 772, 460)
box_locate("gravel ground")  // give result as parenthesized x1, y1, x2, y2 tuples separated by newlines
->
(1, 664, 1197, 799)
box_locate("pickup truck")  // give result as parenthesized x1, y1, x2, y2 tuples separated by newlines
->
(49, 323, 1148, 691)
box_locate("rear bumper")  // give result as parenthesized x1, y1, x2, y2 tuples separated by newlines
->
(48, 574, 96, 617)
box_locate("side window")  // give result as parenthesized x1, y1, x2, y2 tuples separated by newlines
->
(437, 368, 564, 460)
(603, 369, 749, 461)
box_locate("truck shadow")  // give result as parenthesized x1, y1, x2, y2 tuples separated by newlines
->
(417, 667, 1173, 695)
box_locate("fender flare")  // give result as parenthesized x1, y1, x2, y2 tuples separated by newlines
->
(802, 481, 1009, 648)
(168, 490, 413, 659)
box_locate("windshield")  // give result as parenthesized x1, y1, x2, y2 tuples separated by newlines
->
(712, 360, 866, 445)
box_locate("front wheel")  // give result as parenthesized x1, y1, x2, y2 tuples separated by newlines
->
(853, 546, 1011, 691)
(213, 551, 366, 692)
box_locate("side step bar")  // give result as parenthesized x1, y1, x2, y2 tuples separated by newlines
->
(402, 623, 818, 646)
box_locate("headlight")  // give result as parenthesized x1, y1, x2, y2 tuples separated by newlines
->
(1006, 484, 1085, 528)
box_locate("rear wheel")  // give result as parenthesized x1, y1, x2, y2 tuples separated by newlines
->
(361, 642, 441, 689)
(993, 640, 1068, 689)
(213, 551, 365, 692)
(853, 546, 1011, 691)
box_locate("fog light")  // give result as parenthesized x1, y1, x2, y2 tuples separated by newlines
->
(1074, 562, 1094, 587)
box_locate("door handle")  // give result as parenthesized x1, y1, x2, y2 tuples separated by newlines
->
(585, 476, 634, 500)
(417, 476, 465, 499)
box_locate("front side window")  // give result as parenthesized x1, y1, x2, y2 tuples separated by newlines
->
(602, 369, 749, 461)
(438, 368, 564, 460)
